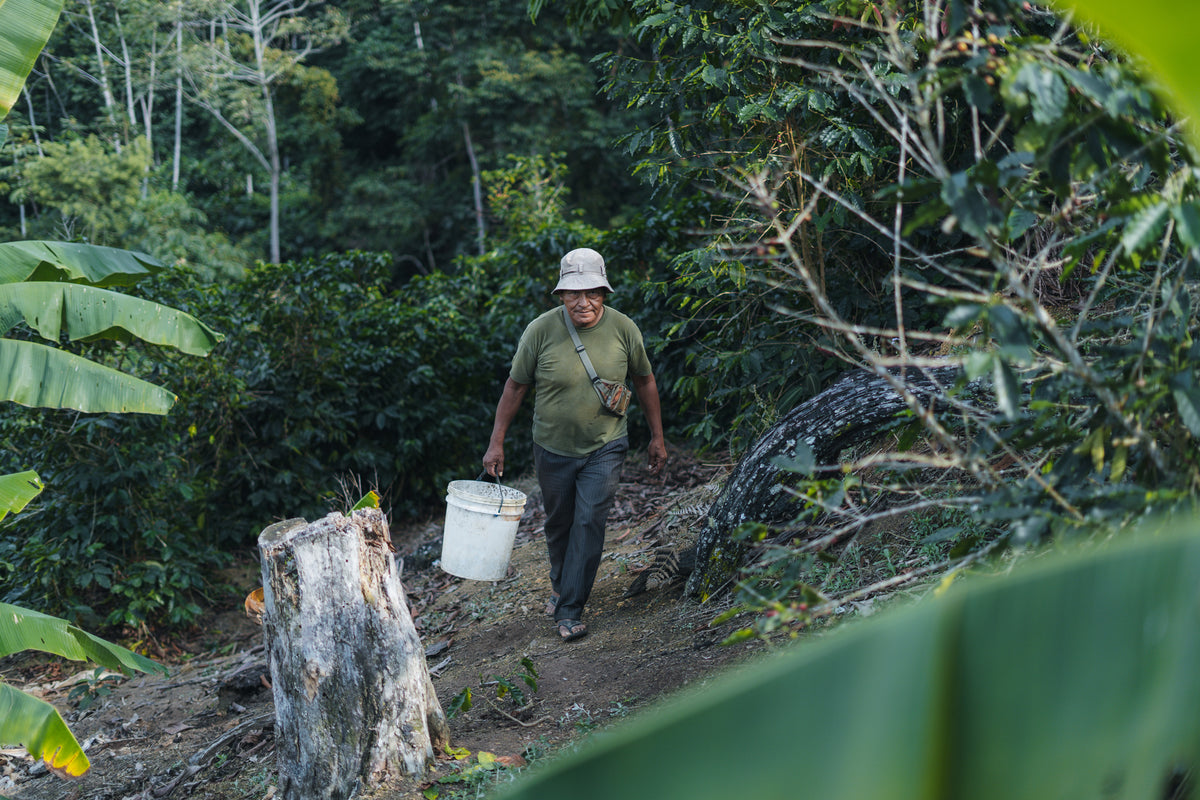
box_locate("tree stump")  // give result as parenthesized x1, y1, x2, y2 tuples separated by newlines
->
(258, 509, 449, 800)
(685, 366, 961, 599)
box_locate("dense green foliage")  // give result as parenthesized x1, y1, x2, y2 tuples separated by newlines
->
(0, 0, 654, 274)
(7, 0, 1200, 789)
(5, 0, 1200, 636)
(0, 5, 215, 776)
(0, 0, 687, 626)
(0, 198, 700, 625)
(0, 238, 223, 630)
(549, 0, 1200, 615)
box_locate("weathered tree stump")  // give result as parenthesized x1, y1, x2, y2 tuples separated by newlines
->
(258, 509, 449, 800)
(685, 366, 961, 599)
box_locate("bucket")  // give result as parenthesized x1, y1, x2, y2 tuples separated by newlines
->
(440, 479, 527, 581)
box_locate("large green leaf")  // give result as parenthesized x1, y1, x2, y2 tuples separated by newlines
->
(0, 602, 166, 674)
(1067, 1, 1200, 148)
(500, 525, 1200, 800)
(0, 603, 166, 778)
(0, 469, 42, 523)
(0, 0, 65, 117)
(0, 241, 162, 288)
(0, 338, 176, 413)
(0, 683, 89, 777)
(0, 282, 224, 354)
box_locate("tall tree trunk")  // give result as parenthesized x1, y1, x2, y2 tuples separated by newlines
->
(115, 10, 152, 198)
(22, 87, 43, 155)
(423, 227, 437, 273)
(137, 28, 159, 153)
(82, 0, 120, 149)
(259, 510, 449, 800)
(115, 10, 137, 132)
(462, 120, 485, 256)
(20, 86, 41, 237)
(250, 0, 282, 263)
(172, 22, 182, 190)
(180, 0, 335, 263)
(685, 367, 962, 599)
(265, 93, 281, 262)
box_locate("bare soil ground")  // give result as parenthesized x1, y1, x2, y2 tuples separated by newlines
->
(1, 448, 772, 800)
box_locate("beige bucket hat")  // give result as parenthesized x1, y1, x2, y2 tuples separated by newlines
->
(553, 248, 615, 294)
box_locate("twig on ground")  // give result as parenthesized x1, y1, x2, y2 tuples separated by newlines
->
(814, 539, 1004, 617)
(150, 712, 274, 798)
(484, 698, 550, 728)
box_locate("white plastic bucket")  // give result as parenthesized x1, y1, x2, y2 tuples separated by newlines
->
(440, 479, 527, 581)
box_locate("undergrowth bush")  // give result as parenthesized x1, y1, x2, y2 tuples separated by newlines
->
(2, 249, 521, 627)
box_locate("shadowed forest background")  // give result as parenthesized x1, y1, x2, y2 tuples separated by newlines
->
(4, 0, 1200, 658)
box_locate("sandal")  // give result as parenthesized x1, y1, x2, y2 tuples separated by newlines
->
(544, 593, 559, 616)
(556, 619, 588, 642)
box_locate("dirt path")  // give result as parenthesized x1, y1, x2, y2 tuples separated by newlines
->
(1, 449, 769, 800)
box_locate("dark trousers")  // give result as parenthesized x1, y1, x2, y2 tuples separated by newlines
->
(534, 436, 628, 622)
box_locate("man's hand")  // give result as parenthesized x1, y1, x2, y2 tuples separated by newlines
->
(483, 378, 529, 478)
(630, 372, 668, 477)
(647, 438, 668, 476)
(482, 442, 505, 478)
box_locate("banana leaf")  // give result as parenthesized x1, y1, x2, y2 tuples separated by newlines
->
(0, 338, 176, 413)
(0, 282, 223, 354)
(0, 0, 65, 117)
(0, 683, 89, 777)
(0, 603, 167, 777)
(0, 241, 162, 287)
(500, 525, 1200, 800)
(0, 602, 167, 672)
(0, 469, 41, 522)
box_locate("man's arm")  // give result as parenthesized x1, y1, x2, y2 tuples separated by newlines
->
(483, 377, 530, 477)
(631, 372, 667, 475)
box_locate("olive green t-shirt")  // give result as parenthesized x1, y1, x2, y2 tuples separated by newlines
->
(510, 305, 653, 458)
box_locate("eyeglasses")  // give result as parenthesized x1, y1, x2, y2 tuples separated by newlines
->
(560, 290, 606, 301)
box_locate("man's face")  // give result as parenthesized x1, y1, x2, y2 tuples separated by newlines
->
(560, 289, 606, 328)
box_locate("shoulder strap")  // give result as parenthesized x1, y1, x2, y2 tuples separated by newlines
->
(561, 306, 607, 403)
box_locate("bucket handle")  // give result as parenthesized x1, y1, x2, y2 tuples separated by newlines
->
(476, 471, 508, 515)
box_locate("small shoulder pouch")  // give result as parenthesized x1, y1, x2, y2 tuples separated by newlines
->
(562, 306, 633, 417)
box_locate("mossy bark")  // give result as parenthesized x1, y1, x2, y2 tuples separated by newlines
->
(686, 367, 961, 599)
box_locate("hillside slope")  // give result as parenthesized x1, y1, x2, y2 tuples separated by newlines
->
(1, 448, 773, 800)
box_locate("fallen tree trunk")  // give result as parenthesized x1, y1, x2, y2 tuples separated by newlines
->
(685, 366, 961, 599)
(259, 509, 449, 800)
